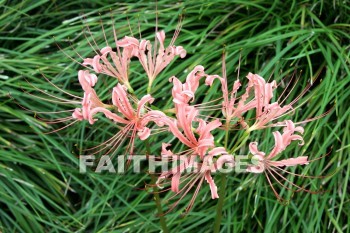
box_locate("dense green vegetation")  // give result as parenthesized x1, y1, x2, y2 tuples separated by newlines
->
(0, 1, 349, 232)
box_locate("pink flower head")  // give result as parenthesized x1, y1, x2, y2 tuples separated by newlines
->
(247, 120, 307, 173)
(89, 83, 168, 155)
(111, 83, 159, 140)
(155, 103, 229, 212)
(72, 70, 105, 124)
(157, 145, 233, 213)
(161, 105, 222, 158)
(242, 73, 293, 130)
(71, 71, 166, 154)
(220, 70, 296, 131)
(83, 40, 135, 89)
(170, 65, 220, 105)
(221, 72, 264, 125)
(133, 30, 186, 84)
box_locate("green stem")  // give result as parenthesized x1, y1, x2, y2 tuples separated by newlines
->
(147, 80, 153, 95)
(224, 121, 230, 150)
(125, 81, 135, 94)
(229, 130, 250, 154)
(151, 174, 169, 233)
(144, 86, 168, 232)
(213, 120, 230, 232)
(213, 174, 227, 233)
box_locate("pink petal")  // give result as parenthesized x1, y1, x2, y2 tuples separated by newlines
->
(92, 55, 102, 73)
(270, 156, 309, 167)
(215, 154, 235, 171)
(204, 172, 219, 199)
(208, 147, 228, 156)
(156, 30, 166, 47)
(137, 94, 154, 117)
(100, 46, 112, 55)
(161, 143, 173, 157)
(249, 142, 265, 157)
(112, 84, 134, 119)
(117, 36, 139, 47)
(72, 108, 83, 120)
(171, 172, 181, 193)
(137, 127, 150, 140)
(268, 131, 284, 159)
(83, 58, 93, 66)
(89, 107, 129, 124)
(205, 75, 221, 86)
(175, 46, 186, 58)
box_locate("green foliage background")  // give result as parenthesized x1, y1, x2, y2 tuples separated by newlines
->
(0, 0, 349, 232)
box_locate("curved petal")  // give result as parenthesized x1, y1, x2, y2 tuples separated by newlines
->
(137, 94, 154, 117)
(268, 131, 284, 159)
(204, 172, 219, 199)
(249, 142, 265, 157)
(112, 84, 134, 119)
(92, 55, 102, 73)
(269, 156, 309, 167)
(89, 107, 129, 124)
(175, 46, 186, 58)
(137, 127, 150, 140)
(100, 46, 112, 55)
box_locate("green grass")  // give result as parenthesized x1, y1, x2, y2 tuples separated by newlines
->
(0, 0, 349, 232)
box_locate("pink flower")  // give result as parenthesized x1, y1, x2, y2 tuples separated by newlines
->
(245, 73, 293, 130)
(220, 71, 294, 130)
(71, 71, 167, 154)
(157, 144, 233, 213)
(122, 30, 186, 90)
(246, 120, 310, 200)
(154, 103, 231, 212)
(220, 72, 270, 127)
(170, 65, 220, 105)
(82, 40, 135, 90)
(247, 120, 307, 173)
(72, 70, 106, 124)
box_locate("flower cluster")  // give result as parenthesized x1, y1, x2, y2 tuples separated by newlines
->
(36, 22, 317, 213)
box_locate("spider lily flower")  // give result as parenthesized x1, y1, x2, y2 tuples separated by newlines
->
(155, 104, 229, 212)
(220, 73, 256, 124)
(72, 70, 110, 124)
(117, 30, 186, 92)
(89, 83, 168, 154)
(71, 71, 166, 155)
(82, 42, 134, 91)
(246, 120, 307, 173)
(170, 65, 220, 106)
(159, 106, 222, 159)
(244, 72, 293, 131)
(83, 29, 186, 93)
(220, 72, 294, 131)
(110, 83, 160, 140)
(157, 144, 233, 213)
(245, 120, 314, 201)
(245, 120, 307, 197)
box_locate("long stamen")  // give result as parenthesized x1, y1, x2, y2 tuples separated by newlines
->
(24, 78, 79, 103)
(269, 166, 321, 194)
(273, 165, 328, 179)
(82, 125, 129, 152)
(39, 72, 82, 99)
(99, 13, 109, 47)
(44, 120, 78, 134)
(83, 14, 101, 53)
(54, 37, 88, 67)
(264, 170, 284, 201)
(37, 116, 74, 124)
(24, 90, 79, 104)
